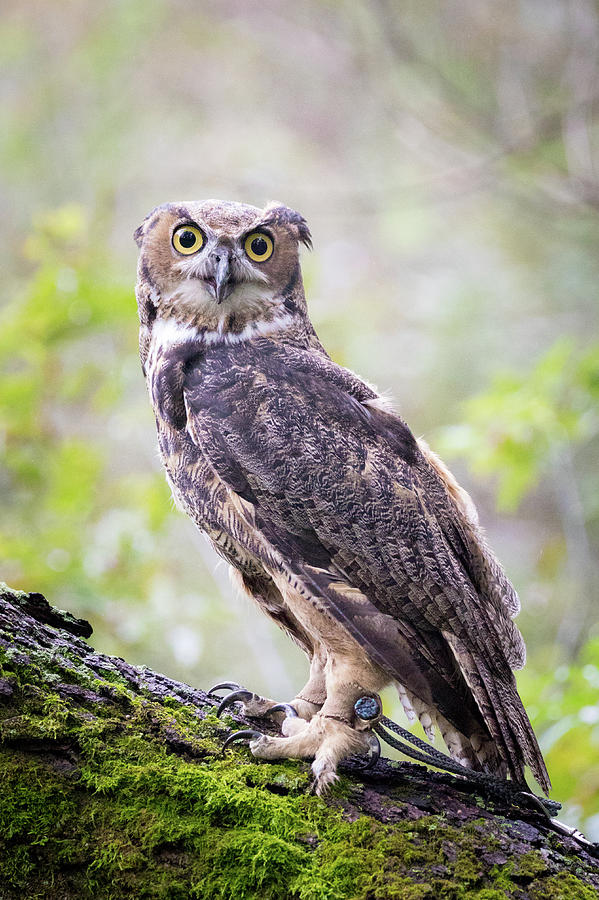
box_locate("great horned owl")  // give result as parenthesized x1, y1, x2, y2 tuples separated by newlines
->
(134, 199, 550, 796)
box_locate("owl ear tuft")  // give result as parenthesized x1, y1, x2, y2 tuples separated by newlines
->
(134, 211, 154, 247)
(261, 203, 312, 249)
(133, 221, 146, 247)
(134, 204, 168, 248)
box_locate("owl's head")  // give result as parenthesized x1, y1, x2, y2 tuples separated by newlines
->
(134, 199, 312, 339)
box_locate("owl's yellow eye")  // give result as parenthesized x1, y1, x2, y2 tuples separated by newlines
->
(244, 232, 274, 262)
(172, 224, 204, 255)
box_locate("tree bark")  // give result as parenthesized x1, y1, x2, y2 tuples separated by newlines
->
(0, 582, 597, 900)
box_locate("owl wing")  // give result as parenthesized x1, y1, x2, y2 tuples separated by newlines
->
(182, 339, 549, 791)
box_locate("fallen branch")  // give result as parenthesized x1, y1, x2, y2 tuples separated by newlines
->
(0, 583, 597, 899)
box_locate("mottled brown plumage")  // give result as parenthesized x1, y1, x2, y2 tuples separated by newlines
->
(134, 199, 550, 796)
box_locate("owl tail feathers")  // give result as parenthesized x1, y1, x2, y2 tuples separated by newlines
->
(443, 634, 551, 795)
(494, 674, 552, 795)
(396, 683, 507, 775)
(437, 713, 507, 777)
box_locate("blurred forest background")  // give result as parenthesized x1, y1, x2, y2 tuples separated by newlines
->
(1, 0, 598, 836)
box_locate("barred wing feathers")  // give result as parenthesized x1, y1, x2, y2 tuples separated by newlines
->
(183, 339, 549, 792)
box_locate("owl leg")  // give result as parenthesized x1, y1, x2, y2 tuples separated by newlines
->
(224, 654, 386, 795)
(226, 714, 376, 795)
(210, 647, 327, 726)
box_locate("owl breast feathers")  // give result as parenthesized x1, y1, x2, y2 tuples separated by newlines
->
(134, 199, 550, 796)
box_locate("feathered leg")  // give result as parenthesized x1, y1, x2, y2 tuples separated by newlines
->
(224, 650, 387, 794)
(211, 647, 326, 725)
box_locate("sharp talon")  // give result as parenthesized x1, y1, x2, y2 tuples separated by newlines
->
(268, 703, 299, 718)
(363, 733, 381, 769)
(207, 681, 243, 697)
(222, 729, 263, 752)
(216, 689, 253, 717)
(352, 733, 381, 770)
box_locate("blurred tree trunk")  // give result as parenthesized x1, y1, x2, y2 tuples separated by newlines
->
(0, 583, 597, 900)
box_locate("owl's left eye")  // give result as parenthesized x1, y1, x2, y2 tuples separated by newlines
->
(244, 232, 274, 262)
(172, 224, 204, 255)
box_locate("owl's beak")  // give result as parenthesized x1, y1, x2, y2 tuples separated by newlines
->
(205, 249, 234, 305)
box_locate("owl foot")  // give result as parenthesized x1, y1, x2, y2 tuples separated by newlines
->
(223, 712, 376, 795)
(209, 681, 280, 719)
(208, 681, 318, 724)
(350, 731, 382, 770)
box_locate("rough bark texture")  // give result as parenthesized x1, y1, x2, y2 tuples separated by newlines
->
(0, 582, 597, 900)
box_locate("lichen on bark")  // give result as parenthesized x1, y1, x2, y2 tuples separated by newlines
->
(0, 583, 597, 899)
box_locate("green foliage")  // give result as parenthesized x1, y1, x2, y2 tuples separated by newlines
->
(437, 341, 599, 831)
(0, 206, 172, 627)
(438, 340, 599, 512)
(518, 639, 599, 832)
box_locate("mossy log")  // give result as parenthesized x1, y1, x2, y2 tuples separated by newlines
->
(1, 583, 598, 900)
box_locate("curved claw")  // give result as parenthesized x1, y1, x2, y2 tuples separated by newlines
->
(267, 703, 299, 718)
(363, 733, 382, 769)
(222, 729, 264, 752)
(217, 689, 253, 717)
(207, 681, 243, 697)
(352, 733, 381, 770)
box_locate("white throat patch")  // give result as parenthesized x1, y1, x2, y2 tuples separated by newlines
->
(149, 309, 294, 357)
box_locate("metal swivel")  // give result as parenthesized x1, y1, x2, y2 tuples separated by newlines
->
(354, 694, 382, 723)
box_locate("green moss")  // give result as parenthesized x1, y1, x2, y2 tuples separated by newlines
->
(1, 636, 597, 900)
(470, 892, 513, 900)
(531, 872, 599, 899)
(515, 850, 550, 880)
